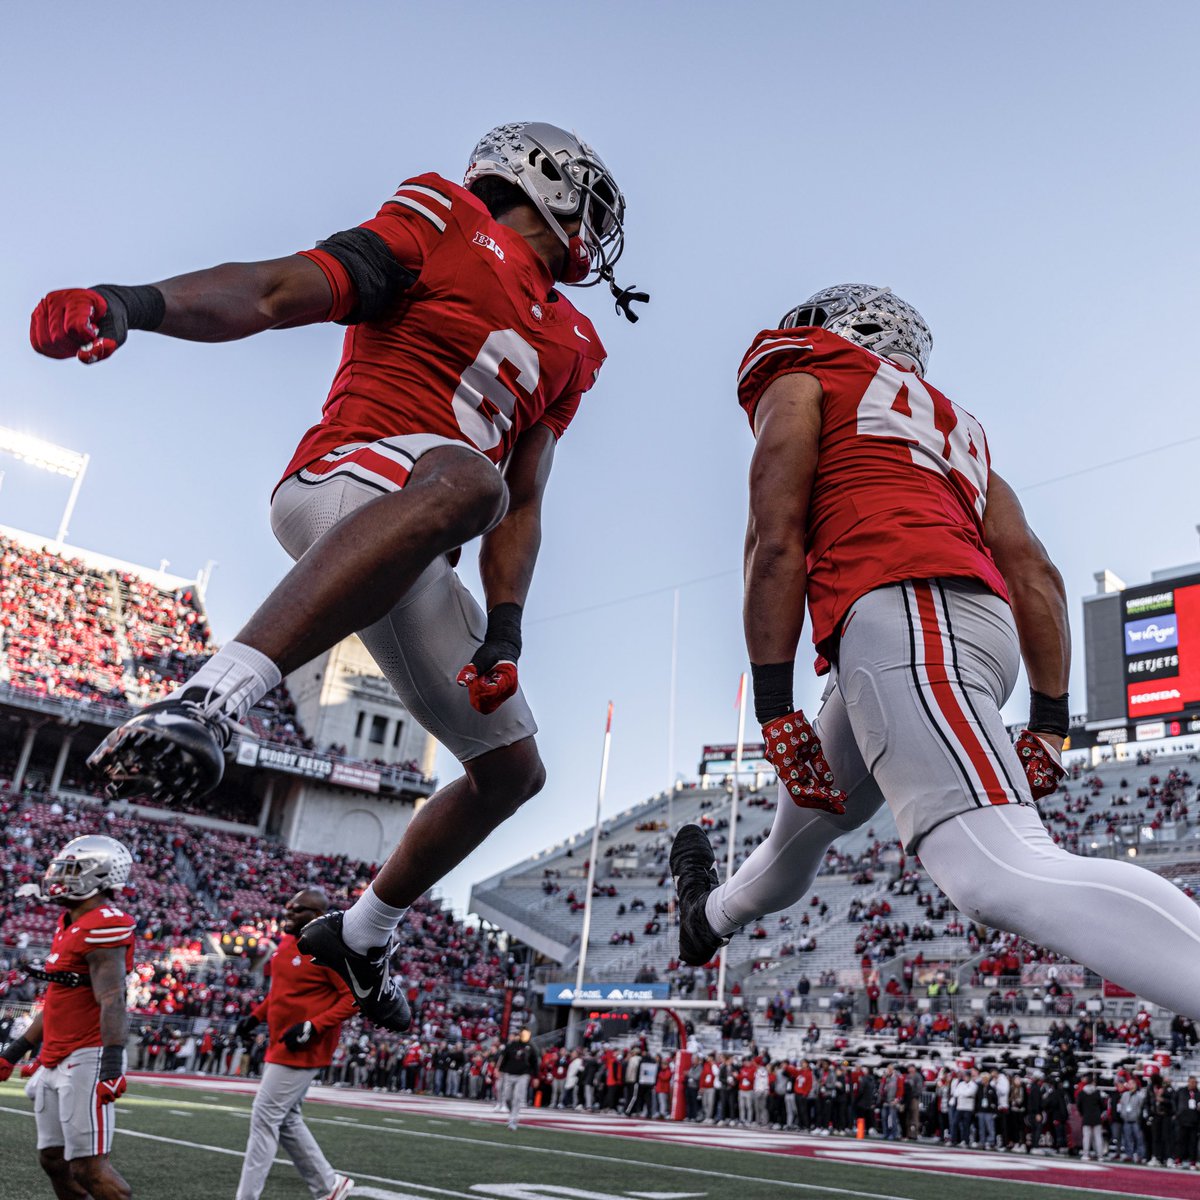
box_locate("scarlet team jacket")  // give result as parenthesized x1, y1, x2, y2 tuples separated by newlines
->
(40, 904, 136, 1067)
(251, 933, 358, 1069)
(737, 327, 1008, 670)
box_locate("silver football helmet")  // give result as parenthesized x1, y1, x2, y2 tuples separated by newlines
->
(465, 122, 646, 321)
(780, 284, 932, 376)
(43, 834, 133, 903)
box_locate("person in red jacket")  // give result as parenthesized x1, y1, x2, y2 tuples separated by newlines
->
(232, 889, 357, 1200)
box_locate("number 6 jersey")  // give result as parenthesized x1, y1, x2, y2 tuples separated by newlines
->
(737, 326, 1008, 671)
(280, 172, 607, 489)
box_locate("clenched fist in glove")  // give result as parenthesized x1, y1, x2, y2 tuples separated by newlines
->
(763, 710, 847, 815)
(235, 1014, 261, 1041)
(30, 284, 164, 364)
(1016, 730, 1065, 800)
(0, 1033, 36, 1082)
(458, 602, 522, 715)
(1018, 688, 1068, 800)
(281, 1021, 315, 1052)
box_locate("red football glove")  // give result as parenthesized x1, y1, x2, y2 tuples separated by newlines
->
(30, 289, 120, 364)
(1016, 729, 1066, 800)
(97, 1046, 127, 1104)
(0, 1055, 15, 1083)
(762, 710, 847, 815)
(456, 661, 519, 716)
(97, 1074, 127, 1104)
(20, 1057, 40, 1079)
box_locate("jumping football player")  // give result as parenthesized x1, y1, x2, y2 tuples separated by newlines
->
(31, 123, 643, 1033)
(232, 889, 356, 1200)
(0, 835, 135, 1200)
(671, 285, 1200, 1018)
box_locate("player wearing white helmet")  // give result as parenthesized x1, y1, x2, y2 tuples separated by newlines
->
(31, 122, 645, 1034)
(0, 835, 135, 1200)
(671, 284, 1200, 1021)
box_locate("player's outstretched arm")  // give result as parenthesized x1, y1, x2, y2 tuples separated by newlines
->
(87, 946, 131, 1103)
(30, 255, 336, 364)
(458, 426, 556, 715)
(982, 472, 1071, 715)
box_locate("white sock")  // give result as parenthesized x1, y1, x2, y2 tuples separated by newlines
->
(168, 641, 281, 721)
(341, 884, 408, 954)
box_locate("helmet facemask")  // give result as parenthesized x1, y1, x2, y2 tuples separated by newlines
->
(466, 122, 646, 322)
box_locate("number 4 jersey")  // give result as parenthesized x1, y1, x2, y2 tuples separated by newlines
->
(737, 326, 1008, 671)
(280, 172, 607, 489)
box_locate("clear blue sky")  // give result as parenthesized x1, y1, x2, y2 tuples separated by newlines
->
(3, 3, 1199, 913)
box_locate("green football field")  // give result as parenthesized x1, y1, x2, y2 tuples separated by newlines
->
(0, 1078, 1172, 1200)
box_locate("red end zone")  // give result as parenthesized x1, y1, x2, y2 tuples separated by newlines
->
(136, 1073, 1196, 1199)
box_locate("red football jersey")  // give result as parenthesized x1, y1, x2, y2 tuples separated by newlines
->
(281, 173, 607, 486)
(737, 327, 1008, 668)
(251, 933, 357, 1069)
(40, 905, 136, 1067)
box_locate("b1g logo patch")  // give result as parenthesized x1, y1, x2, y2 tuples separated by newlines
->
(472, 231, 505, 262)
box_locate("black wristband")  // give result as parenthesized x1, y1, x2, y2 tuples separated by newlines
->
(99, 1045, 126, 1080)
(92, 283, 166, 346)
(751, 661, 794, 725)
(1, 1034, 35, 1062)
(484, 602, 523, 662)
(1028, 689, 1069, 738)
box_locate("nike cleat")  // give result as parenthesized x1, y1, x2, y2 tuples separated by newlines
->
(297, 911, 412, 1032)
(87, 692, 236, 805)
(321, 1175, 355, 1200)
(670, 823, 729, 967)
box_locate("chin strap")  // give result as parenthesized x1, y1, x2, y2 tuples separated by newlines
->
(603, 270, 649, 323)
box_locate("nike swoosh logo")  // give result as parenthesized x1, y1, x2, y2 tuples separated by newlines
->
(344, 963, 374, 1000)
(573, 325, 591, 343)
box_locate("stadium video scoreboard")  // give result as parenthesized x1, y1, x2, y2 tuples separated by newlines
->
(1121, 574, 1200, 720)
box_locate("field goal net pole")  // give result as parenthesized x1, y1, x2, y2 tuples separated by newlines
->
(571, 702, 614, 1020)
(715, 673, 748, 1007)
(568, 996, 724, 1120)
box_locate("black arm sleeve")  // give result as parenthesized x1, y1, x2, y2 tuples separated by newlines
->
(316, 227, 418, 325)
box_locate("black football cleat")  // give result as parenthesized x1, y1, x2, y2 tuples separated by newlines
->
(670, 823, 729, 967)
(86, 693, 234, 805)
(297, 911, 412, 1032)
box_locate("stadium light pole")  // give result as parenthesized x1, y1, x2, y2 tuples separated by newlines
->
(0, 427, 89, 546)
(574, 702, 614, 1004)
(715, 674, 749, 1006)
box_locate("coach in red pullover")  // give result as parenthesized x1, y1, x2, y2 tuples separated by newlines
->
(233, 889, 357, 1200)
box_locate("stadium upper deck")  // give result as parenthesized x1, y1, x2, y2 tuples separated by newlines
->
(471, 749, 1200, 1016)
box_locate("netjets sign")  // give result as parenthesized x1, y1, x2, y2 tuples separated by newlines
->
(544, 982, 671, 1005)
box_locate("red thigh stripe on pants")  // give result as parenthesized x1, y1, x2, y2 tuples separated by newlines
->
(301, 444, 412, 491)
(911, 581, 1010, 806)
(94, 1080, 105, 1155)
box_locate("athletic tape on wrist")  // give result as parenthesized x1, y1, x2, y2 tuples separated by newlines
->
(751, 660, 794, 725)
(1028, 689, 1069, 738)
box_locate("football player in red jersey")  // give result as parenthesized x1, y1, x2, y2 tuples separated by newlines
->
(232, 889, 356, 1200)
(30, 123, 644, 1032)
(0, 835, 134, 1200)
(671, 285, 1200, 1018)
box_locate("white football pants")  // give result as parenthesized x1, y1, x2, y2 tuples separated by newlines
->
(706, 577, 1200, 1019)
